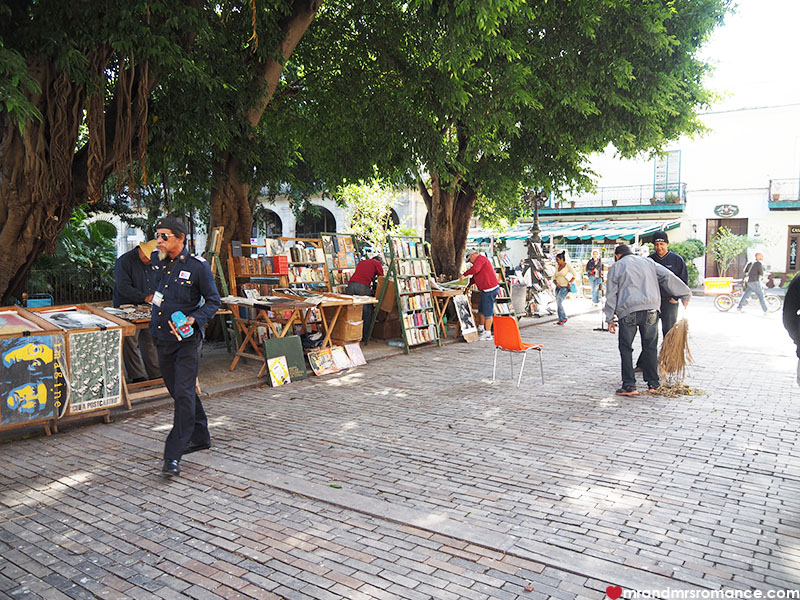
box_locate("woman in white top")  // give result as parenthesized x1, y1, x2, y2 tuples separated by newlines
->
(552, 252, 579, 325)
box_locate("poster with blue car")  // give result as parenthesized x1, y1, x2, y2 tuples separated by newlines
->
(0, 334, 68, 427)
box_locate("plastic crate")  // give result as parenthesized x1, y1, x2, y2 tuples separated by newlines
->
(703, 277, 733, 294)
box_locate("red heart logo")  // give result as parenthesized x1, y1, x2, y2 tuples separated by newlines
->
(606, 586, 623, 600)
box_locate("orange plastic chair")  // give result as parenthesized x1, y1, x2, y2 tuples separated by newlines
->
(492, 315, 544, 387)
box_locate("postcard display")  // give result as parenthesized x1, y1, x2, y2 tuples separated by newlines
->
(525, 242, 557, 316)
(490, 255, 516, 317)
(320, 233, 358, 292)
(30, 305, 130, 422)
(372, 236, 441, 354)
(0, 306, 69, 434)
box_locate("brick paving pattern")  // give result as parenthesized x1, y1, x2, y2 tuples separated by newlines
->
(1, 297, 798, 598)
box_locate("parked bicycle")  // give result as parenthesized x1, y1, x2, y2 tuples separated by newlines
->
(712, 278, 782, 313)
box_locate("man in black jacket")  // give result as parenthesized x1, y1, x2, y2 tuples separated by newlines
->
(648, 231, 688, 337)
(150, 217, 220, 477)
(113, 239, 161, 383)
(782, 273, 800, 385)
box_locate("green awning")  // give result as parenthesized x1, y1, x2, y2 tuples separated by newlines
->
(469, 219, 681, 244)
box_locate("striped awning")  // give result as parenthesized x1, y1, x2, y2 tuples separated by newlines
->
(468, 219, 681, 243)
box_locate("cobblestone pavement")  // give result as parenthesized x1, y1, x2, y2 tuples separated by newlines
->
(1, 297, 798, 599)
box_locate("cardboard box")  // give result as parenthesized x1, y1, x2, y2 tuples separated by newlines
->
(371, 319, 401, 339)
(323, 304, 363, 342)
(374, 276, 396, 313)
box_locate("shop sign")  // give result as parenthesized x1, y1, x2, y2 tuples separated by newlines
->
(791, 226, 800, 234)
(713, 204, 739, 217)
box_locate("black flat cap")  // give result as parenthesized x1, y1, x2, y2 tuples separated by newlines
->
(155, 217, 187, 237)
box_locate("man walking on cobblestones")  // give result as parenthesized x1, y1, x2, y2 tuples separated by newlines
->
(605, 244, 691, 396)
(150, 217, 220, 477)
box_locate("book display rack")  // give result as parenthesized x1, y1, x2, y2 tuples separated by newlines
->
(320, 233, 358, 292)
(227, 240, 288, 298)
(279, 237, 330, 291)
(368, 235, 441, 354)
(524, 241, 557, 316)
(490, 254, 516, 317)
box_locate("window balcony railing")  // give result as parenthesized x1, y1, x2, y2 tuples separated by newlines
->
(540, 183, 687, 213)
(769, 179, 800, 209)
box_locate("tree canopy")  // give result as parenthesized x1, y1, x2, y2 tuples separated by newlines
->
(0, 0, 732, 299)
(288, 0, 731, 276)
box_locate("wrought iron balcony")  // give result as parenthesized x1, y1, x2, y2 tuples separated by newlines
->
(539, 183, 687, 216)
(768, 179, 800, 210)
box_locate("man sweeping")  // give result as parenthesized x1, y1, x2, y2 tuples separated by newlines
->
(605, 244, 691, 396)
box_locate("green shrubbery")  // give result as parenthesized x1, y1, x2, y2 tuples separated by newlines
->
(670, 239, 706, 287)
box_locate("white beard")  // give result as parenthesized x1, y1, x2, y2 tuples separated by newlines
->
(158, 250, 167, 261)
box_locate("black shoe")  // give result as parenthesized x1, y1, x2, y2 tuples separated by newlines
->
(615, 386, 639, 396)
(130, 377, 147, 384)
(161, 459, 180, 477)
(183, 441, 212, 455)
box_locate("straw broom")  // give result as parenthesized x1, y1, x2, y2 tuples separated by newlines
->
(658, 317, 693, 386)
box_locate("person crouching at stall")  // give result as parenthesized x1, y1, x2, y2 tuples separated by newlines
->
(150, 217, 220, 477)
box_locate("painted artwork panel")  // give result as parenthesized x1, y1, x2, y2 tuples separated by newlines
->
(0, 334, 68, 427)
(0, 311, 43, 335)
(67, 329, 123, 413)
(38, 309, 118, 331)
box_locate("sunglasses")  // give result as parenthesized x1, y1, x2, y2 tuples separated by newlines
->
(157, 232, 176, 241)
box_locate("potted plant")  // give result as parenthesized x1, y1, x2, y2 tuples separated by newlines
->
(666, 192, 678, 204)
(611, 199, 618, 207)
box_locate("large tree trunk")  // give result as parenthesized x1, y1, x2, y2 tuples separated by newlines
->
(418, 172, 477, 280)
(209, 0, 322, 257)
(0, 1, 201, 303)
(0, 63, 87, 303)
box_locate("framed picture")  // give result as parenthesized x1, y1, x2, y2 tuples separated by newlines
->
(453, 294, 477, 335)
(267, 356, 291, 387)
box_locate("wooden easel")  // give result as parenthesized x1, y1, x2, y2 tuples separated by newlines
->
(207, 227, 238, 352)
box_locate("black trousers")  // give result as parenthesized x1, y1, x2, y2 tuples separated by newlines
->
(158, 334, 210, 461)
(659, 298, 679, 338)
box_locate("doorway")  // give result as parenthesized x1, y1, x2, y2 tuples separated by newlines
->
(705, 218, 748, 278)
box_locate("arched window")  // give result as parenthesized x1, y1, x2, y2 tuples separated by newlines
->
(296, 205, 336, 236)
(385, 208, 400, 228)
(424, 213, 431, 242)
(251, 209, 283, 239)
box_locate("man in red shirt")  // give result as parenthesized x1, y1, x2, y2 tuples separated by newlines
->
(345, 256, 384, 340)
(464, 252, 500, 340)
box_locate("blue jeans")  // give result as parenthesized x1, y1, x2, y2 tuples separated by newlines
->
(737, 281, 767, 312)
(618, 309, 660, 389)
(555, 286, 569, 321)
(589, 276, 602, 303)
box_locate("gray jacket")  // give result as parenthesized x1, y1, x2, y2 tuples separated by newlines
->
(604, 254, 691, 322)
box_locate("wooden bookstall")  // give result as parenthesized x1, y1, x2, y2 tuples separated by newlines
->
(0, 306, 69, 436)
(320, 233, 359, 293)
(368, 235, 441, 354)
(26, 304, 134, 431)
(226, 239, 289, 368)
